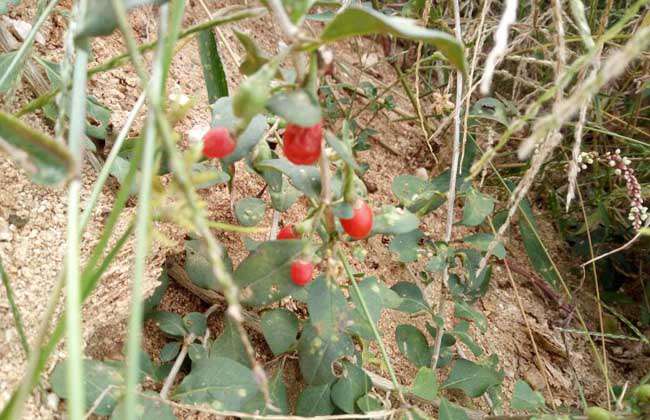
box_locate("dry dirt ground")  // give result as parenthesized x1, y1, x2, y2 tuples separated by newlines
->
(0, 1, 645, 418)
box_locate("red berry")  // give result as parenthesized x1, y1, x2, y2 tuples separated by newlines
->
(290, 259, 313, 286)
(283, 122, 322, 165)
(339, 199, 373, 239)
(203, 127, 236, 158)
(277, 224, 298, 240)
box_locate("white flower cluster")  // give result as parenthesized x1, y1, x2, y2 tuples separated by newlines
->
(604, 149, 647, 230)
(576, 151, 597, 172)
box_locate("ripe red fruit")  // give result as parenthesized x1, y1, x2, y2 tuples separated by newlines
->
(339, 200, 373, 239)
(277, 224, 298, 240)
(283, 122, 322, 165)
(202, 127, 236, 158)
(290, 259, 313, 286)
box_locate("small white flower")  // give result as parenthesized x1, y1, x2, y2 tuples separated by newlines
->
(623, 157, 631, 166)
(188, 123, 210, 144)
(582, 164, 588, 170)
(615, 169, 622, 176)
(615, 148, 621, 154)
(609, 160, 616, 167)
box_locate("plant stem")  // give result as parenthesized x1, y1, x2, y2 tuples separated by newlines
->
(338, 249, 405, 404)
(0, 258, 29, 356)
(120, 3, 167, 418)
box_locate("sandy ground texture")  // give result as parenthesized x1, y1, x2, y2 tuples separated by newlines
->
(1, 0, 646, 418)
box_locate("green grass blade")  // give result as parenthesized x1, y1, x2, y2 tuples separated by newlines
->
(0, 257, 29, 357)
(198, 28, 229, 103)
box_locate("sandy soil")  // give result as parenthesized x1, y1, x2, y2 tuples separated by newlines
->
(0, 1, 644, 418)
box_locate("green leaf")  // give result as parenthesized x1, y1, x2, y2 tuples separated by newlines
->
(511, 380, 546, 411)
(463, 233, 506, 259)
(267, 90, 322, 127)
(151, 312, 187, 338)
(411, 367, 438, 401)
(184, 239, 233, 290)
(233, 59, 277, 123)
(144, 271, 170, 317)
(210, 96, 268, 166)
(439, 398, 469, 420)
(160, 342, 182, 362)
(298, 323, 354, 385)
(308, 275, 348, 336)
(191, 161, 230, 189)
(235, 240, 306, 306)
(443, 358, 502, 398)
(296, 383, 334, 416)
(389, 229, 423, 262)
(183, 312, 207, 337)
(257, 159, 321, 198)
(461, 188, 494, 226)
(390, 282, 429, 313)
(234, 30, 269, 75)
(372, 206, 420, 235)
(282, 0, 317, 24)
(270, 179, 300, 212)
(260, 308, 299, 355)
(454, 301, 487, 333)
(0, 110, 73, 185)
(331, 361, 372, 413)
(347, 277, 397, 339)
(425, 255, 446, 272)
(198, 29, 228, 104)
(469, 97, 510, 127)
(241, 369, 289, 416)
(325, 131, 359, 171)
(356, 394, 383, 413)
(210, 318, 250, 367)
(173, 357, 257, 410)
(0, 52, 19, 92)
(391, 175, 444, 214)
(50, 359, 124, 416)
(111, 391, 176, 420)
(76, 0, 169, 39)
(234, 197, 266, 227)
(395, 324, 431, 367)
(320, 6, 466, 73)
(451, 321, 483, 356)
(518, 198, 561, 288)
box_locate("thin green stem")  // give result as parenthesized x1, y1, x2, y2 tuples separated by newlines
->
(338, 249, 405, 404)
(117, 2, 167, 418)
(0, 257, 29, 357)
(207, 221, 266, 233)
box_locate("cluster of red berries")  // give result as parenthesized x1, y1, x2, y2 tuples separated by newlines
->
(278, 199, 373, 287)
(201, 122, 373, 287)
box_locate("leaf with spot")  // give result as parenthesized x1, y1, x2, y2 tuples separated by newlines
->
(439, 398, 469, 420)
(198, 29, 228, 104)
(463, 232, 506, 259)
(395, 324, 431, 367)
(173, 357, 257, 410)
(151, 312, 187, 338)
(308, 275, 348, 336)
(267, 90, 321, 127)
(390, 282, 429, 313)
(469, 97, 510, 127)
(235, 239, 306, 306)
(260, 308, 299, 355)
(461, 188, 494, 226)
(454, 301, 487, 333)
(298, 323, 354, 385)
(320, 6, 466, 73)
(183, 312, 207, 337)
(511, 380, 546, 411)
(331, 361, 372, 413)
(372, 206, 420, 235)
(210, 318, 250, 367)
(426, 255, 446, 272)
(443, 358, 502, 398)
(241, 369, 289, 416)
(389, 229, 423, 262)
(210, 97, 268, 166)
(256, 159, 321, 199)
(184, 239, 233, 290)
(111, 391, 176, 420)
(411, 367, 438, 402)
(234, 197, 266, 227)
(0, 110, 73, 186)
(348, 277, 400, 339)
(296, 383, 334, 416)
(391, 175, 445, 214)
(50, 359, 124, 416)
